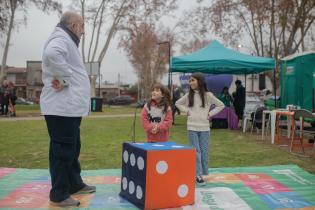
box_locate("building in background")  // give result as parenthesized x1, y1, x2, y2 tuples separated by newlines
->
(26, 61, 43, 103)
(98, 84, 121, 104)
(3, 61, 135, 104)
(6, 67, 27, 98)
(3, 61, 127, 104)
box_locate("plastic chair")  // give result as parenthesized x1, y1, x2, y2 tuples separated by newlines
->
(290, 109, 315, 156)
(250, 106, 268, 134)
(243, 104, 262, 132)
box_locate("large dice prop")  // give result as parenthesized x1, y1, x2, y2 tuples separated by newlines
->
(120, 141, 196, 209)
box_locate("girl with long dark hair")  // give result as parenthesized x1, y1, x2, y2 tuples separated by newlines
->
(176, 73, 224, 185)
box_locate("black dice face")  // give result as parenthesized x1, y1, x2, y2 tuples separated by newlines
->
(120, 142, 147, 209)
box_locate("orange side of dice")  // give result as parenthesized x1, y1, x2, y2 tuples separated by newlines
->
(145, 149, 196, 209)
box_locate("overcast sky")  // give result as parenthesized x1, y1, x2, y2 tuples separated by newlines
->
(0, 0, 197, 85)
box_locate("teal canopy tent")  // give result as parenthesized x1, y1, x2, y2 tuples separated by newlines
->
(171, 40, 276, 106)
(171, 40, 275, 74)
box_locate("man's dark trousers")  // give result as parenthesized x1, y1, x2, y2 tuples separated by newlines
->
(45, 115, 85, 202)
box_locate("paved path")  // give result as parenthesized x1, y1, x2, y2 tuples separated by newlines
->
(0, 114, 135, 121)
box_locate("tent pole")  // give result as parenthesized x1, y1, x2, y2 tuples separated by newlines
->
(244, 73, 247, 92)
(312, 88, 314, 112)
(169, 44, 172, 97)
(273, 61, 277, 108)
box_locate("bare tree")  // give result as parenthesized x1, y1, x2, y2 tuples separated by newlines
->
(116, 0, 178, 98)
(0, 1, 10, 35)
(75, 0, 177, 63)
(0, 0, 62, 82)
(119, 22, 173, 98)
(180, 39, 211, 54)
(69, 0, 178, 96)
(176, 0, 315, 90)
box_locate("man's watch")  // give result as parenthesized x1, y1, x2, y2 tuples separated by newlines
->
(58, 78, 69, 87)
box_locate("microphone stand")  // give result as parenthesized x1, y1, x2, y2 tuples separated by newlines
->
(129, 106, 138, 143)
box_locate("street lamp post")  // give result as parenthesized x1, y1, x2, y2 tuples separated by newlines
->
(157, 41, 171, 90)
(98, 63, 101, 97)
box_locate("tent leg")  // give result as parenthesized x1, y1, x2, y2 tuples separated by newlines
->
(244, 73, 247, 93)
(312, 88, 314, 112)
(170, 72, 173, 89)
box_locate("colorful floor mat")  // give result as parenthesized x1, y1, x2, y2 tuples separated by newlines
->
(0, 165, 315, 209)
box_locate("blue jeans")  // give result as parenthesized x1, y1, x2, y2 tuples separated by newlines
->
(188, 130, 210, 176)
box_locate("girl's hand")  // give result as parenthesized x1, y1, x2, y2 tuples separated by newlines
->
(151, 124, 158, 134)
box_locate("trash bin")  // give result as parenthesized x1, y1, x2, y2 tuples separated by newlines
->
(91, 97, 103, 112)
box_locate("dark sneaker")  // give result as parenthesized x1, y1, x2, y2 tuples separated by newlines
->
(196, 176, 206, 186)
(50, 197, 80, 207)
(72, 185, 96, 195)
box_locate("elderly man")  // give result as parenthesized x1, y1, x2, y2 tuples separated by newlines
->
(40, 11, 95, 207)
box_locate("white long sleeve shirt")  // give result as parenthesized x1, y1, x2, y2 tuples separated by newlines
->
(40, 27, 91, 117)
(176, 91, 224, 131)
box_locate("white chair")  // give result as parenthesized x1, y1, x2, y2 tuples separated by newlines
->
(250, 106, 269, 135)
(242, 104, 264, 132)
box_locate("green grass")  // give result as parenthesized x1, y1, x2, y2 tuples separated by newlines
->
(1, 115, 315, 174)
(15, 105, 138, 117)
(16, 104, 41, 110)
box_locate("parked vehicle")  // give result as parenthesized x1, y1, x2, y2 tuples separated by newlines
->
(108, 95, 134, 105)
(15, 98, 34, 105)
(136, 99, 147, 108)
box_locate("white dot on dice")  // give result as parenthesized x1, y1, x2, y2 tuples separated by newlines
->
(122, 177, 127, 190)
(137, 156, 145, 170)
(136, 185, 143, 199)
(123, 150, 129, 164)
(177, 184, 189, 198)
(129, 181, 135, 194)
(130, 153, 136, 166)
(156, 161, 168, 174)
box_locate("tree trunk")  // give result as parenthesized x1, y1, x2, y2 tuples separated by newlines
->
(301, 26, 305, 51)
(80, 0, 86, 62)
(292, 15, 315, 53)
(97, 0, 129, 63)
(90, 76, 96, 97)
(284, 0, 307, 55)
(87, 0, 105, 62)
(249, 10, 260, 55)
(1, 0, 17, 82)
(268, 0, 274, 57)
(91, 0, 107, 62)
(259, 20, 264, 56)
